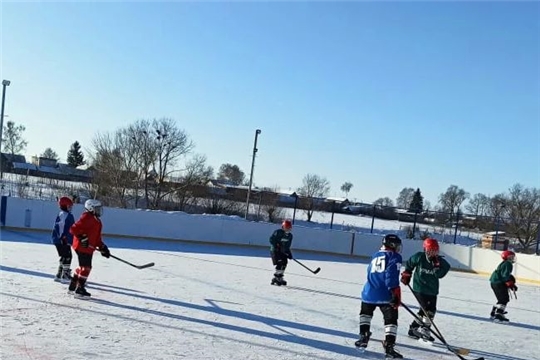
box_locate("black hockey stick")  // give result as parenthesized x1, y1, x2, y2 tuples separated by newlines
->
(292, 258, 320, 274)
(90, 246, 155, 269)
(401, 302, 484, 360)
(406, 284, 463, 351)
(109, 254, 155, 269)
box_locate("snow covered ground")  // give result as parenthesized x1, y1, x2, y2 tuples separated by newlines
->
(1, 229, 538, 360)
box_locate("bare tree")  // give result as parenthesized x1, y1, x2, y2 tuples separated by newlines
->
(147, 118, 194, 209)
(41, 147, 59, 160)
(258, 186, 285, 223)
(438, 185, 469, 217)
(175, 154, 214, 211)
(504, 184, 540, 251)
(396, 187, 415, 209)
(297, 174, 330, 222)
(465, 193, 490, 217)
(217, 163, 246, 185)
(2, 121, 28, 155)
(374, 197, 394, 207)
(340, 182, 353, 197)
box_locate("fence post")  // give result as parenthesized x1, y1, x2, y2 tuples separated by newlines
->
(453, 211, 460, 244)
(412, 210, 418, 239)
(370, 205, 376, 233)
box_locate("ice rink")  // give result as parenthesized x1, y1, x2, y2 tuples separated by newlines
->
(1, 229, 539, 360)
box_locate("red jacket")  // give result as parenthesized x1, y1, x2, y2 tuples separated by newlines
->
(70, 211, 104, 254)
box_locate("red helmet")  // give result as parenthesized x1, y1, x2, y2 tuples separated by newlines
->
(282, 219, 292, 230)
(501, 250, 516, 262)
(423, 238, 439, 257)
(58, 196, 73, 210)
(423, 238, 439, 251)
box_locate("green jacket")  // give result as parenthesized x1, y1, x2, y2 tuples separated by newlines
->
(269, 229, 293, 254)
(489, 260, 514, 284)
(404, 251, 451, 296)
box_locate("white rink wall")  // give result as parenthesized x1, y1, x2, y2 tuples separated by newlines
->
(1, 196, 539, 283)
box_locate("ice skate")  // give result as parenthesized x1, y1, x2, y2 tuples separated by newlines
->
(354, 331, 371, 351)
(493, 313, 509, 323)
(74, 286, 91, 299)
(383, 341, 403, 359)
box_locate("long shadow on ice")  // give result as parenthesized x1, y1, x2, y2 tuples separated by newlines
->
(0, 264, 143, 293)
(0, 265, 528, 360)
(0, 228, 368, 265)
(1, 289, 447, 360)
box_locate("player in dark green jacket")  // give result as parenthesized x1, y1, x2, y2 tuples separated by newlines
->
(269, 219, 293, 286)
(400, 238, 451, 342)
(489, 250, 517, 323)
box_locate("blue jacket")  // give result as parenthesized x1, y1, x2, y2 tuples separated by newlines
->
(51, 210, 75, 245)
(361, 248, 402, 304)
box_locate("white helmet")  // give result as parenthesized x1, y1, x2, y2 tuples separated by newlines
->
(85, 199, 103, 217)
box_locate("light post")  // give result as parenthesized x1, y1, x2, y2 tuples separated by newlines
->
(0, 79, 11, 180)
(245, 129, 261, 219)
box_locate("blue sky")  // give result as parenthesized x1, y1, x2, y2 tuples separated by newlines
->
(1, 1, 538, 205)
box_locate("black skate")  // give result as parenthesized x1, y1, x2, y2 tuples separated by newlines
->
(383, 341, 403, 359)
(493, 313, 509, 323)
(53, 265, 63, 283)
(354, 331, 371, 350)
(271, 274, 287, 286)
(74, 286, 92, 299)
(68, 275, 78, 294)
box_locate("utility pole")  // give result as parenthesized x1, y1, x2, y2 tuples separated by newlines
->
(245, 129, 261, 219)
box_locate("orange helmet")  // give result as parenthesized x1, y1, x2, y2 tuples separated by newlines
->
(58, 196, 73, 211)
(501, 250, 516, 263)
(282, 219, 292, 230)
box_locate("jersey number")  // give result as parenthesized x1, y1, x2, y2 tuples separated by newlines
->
(370, 256, 386, 273)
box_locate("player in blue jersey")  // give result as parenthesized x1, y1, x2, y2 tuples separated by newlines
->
(51, 196, 76, 283)
(356, 234, 403, 359)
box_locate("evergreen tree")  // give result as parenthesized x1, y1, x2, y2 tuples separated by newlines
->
(409, 188, 424, 213)
(67, 141, 85, 167)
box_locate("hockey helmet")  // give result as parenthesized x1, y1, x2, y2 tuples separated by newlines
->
(58, 196, 73, 211)
(423, 238, 440, 257)
(501, 250, 516, 263)
(382, 234, 402, 252)
(282, 219, 293, 231)
(85, 199, 103, 217)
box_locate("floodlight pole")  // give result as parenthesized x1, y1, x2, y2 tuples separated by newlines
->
(245, 129, 261, 219)
(0, 80, 11, 180)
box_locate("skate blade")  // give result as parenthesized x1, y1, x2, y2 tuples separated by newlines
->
(417, 338, 434, 346)
(73, 294, 91, 300)
(450, 347, 470, 356)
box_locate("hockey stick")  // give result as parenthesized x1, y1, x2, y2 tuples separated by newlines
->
(90, 246, 155, 269)
(109, 254, 155, 269)
(406, 284, 465, 351)
(406, 284, 471, 356)
(292, 258, 320, 274)
(401, 302, 483, 360)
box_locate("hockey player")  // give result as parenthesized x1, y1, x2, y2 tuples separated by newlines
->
(51, 196, 76, 283)
(356, 234, 403, 359)
(68, 199, 110, 298)
(269, 219, 293, 286)
(489, 250, 517, 322)
(400, 237, 451, 342)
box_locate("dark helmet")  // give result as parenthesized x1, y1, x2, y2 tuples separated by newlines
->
(382, 234, 402, 252)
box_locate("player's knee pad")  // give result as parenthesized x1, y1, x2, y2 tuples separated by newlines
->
(76, 266, 92, 278)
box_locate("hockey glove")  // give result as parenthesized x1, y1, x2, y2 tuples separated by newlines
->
(61, 236, 68, 245)
(389, 287, 401, 309)
(505, 280, 517, 292)
(79, 235, 89, 248)
(400, 271, 412, 285)
(431, 256, 440, 268)
(285, 251, 293, 260)
(100, 245, 111, 258)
